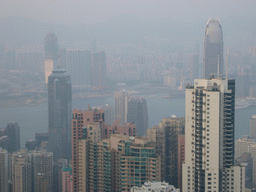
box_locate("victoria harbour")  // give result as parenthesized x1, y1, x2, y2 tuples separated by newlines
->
(0, 93, 254, 146)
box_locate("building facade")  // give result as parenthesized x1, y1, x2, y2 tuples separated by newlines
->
(114, 90, 128, 125)
(182, 78, 245, 191)
(103, 120, 136, 139)
(0, 148, 8, 192)
(48, 68, 72, 160)
(71, 107, 105, 191)
(203, 18, 223, 78)
(126, 96, 148, 136)
(76, 133, 161, 192)
(251, 115, 256, 138)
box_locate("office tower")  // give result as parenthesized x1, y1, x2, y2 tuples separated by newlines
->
(62, 167, 73, 192)
(103, 120, 136, 139)
(251, 115, 256, 138)
(44, 32, 58, 83)
(66, 49, 92, 87)
(71, 107, 105, 190)
(100, 104, 115, 125)
(11, 150, 32, 192)
(126, 96, 148, 136)
(130, 181, 180, 192)
(235, 136, 256, 159)
(44, 32, 58, 65)
(48, 68, 72, 160)
(183, 77, 245, 191)
(45, 59, 54, 83)
(0, 123, 20, 153)
(191, 54, 199, 80)
(0, 148, 8, 192)
(76, 133, 160, 192)
(114, 90, 128, 125)
(91, 51, 107, 88)
(35, 132, 49, 146)
(147, 117, 185, 187)
(203, 18, 223, 78)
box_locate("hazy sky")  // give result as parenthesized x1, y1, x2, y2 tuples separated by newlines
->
(0, 0, 256, 24)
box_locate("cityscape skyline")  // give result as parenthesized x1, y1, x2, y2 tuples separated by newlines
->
(0, 3, 255, 190)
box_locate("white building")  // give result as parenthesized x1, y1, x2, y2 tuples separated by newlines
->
(250, 115, 256, 138)
(131, 181, 180, 192)
(182, 77, 245, 192)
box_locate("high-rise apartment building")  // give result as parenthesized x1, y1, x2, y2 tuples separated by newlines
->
(250, 115, 256, 138)
(103, 120, 136, 139)
(91, 51, 107, 88)
(30, 150, 53, 192)
(126, 96, 148, 136)
(203, 18, 223, 78)
(71, 107, 105, 190)
(147, 117, 184, 188)
(62, 167, 73, 192)
(48, 68, 72, 160)
(11, 149, 53, 192)
(76, 133, 161, 192)
(11, 150, 32, 192)
(0, 148, 8, 192)
(183, 77, 245, 191)
(66, 49, 92, 87)
(114, 90, 128, 125)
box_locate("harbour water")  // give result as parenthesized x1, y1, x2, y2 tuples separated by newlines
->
(0, 93, 254, 146)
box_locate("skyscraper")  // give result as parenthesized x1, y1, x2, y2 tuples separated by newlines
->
(182, 77, 245, 191)
(114, 90, 128, 125)
(91, 51, 107, 88)
(126, 96, 148, 136)
(66, 49, 92, 87)
(250, 115, 256, 138)
(44, 32, 59, 83)
(203, 18, 223, 78)
(48, 68, 72, 160)
(0, 123, 20, 153)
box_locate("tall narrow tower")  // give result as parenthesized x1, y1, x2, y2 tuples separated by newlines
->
(203, 18, 223, 78)
(44, 32, 59, 83)
(48, 68, 72, 160)
(182, 77, 245, 191)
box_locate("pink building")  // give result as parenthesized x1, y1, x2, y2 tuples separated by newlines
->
(178, 134, 185, 192)
(103, 120, 136, 139)
(62, 167, 73, 192)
